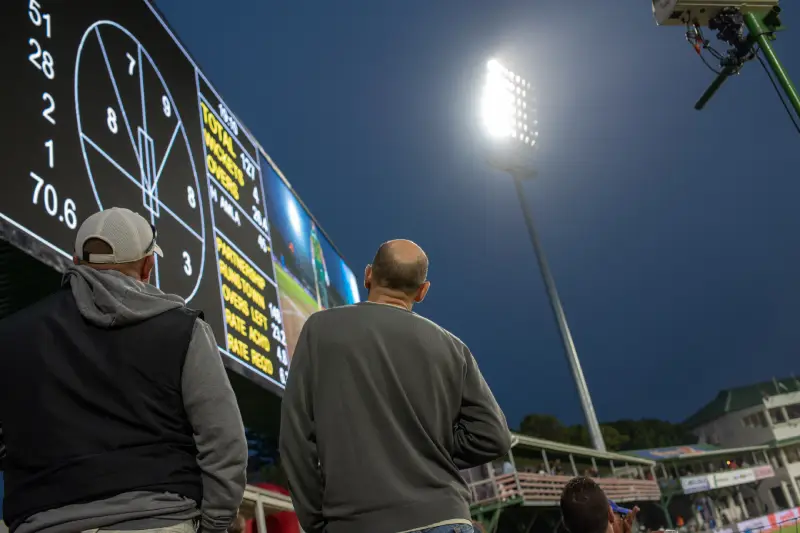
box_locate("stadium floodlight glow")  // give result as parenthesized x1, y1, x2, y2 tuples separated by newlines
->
(479, 56, 607, 453)
(481, 58, 538, 147)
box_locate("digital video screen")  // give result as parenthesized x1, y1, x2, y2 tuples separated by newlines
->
(0, 0, 358, 394)
(262, 156, 360, 359)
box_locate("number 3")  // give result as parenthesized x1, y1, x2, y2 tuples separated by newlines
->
(182, 251, 192, 276)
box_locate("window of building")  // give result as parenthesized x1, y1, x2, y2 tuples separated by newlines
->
(742, 412, 769, 428)
(786, 404, 800, 420)
(785, 446, 800, 464)
(771, 408, 787, 425)
(772, 486, 790, 510)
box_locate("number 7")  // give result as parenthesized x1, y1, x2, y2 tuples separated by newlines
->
(29, 172, 44, 204)
(126, 52, 136, 75)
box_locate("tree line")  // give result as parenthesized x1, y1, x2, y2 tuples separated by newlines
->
(517, 413, 697, 452)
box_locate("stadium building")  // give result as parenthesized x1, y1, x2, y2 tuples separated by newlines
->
(683, 378, 800, 515)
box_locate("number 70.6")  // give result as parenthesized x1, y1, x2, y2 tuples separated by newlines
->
(29, 172, 77, 229)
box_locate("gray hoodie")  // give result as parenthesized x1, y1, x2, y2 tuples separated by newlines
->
(13, 266, 248, 533)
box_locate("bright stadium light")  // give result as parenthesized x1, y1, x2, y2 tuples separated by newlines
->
(479, 57, 606, 453)
(481, 58, 538, 146)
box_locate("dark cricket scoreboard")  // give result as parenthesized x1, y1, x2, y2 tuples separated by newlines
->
(0, 1, 360, 395)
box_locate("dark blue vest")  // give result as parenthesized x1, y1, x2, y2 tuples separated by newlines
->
(0, 286, 203, 529)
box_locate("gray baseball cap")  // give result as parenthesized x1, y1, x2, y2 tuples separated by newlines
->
(74, 207, 163, 264)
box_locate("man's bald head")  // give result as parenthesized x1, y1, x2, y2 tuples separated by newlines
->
(369, 240, 429, 295)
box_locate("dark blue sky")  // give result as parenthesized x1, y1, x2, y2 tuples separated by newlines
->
(155, 0, 800, 429)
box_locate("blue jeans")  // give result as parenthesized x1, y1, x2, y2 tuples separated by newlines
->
(410, 524, 475, 533)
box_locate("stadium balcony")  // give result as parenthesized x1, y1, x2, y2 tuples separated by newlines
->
(463, 433, 660, 533)
(622, 443, 776, 531)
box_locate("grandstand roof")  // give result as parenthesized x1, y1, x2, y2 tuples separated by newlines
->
(511, 433, 655, 466)
(683, 377, 800, 429)
(622, 443, 768, 462)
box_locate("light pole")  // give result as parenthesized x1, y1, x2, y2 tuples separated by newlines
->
(480, 58, 606, 452)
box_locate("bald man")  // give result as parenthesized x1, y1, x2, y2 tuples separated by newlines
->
(280, 240, 511, 533)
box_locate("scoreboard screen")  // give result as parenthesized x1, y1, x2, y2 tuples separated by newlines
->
(0, 0, 360, 395)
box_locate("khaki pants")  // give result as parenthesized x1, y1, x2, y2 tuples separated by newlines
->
(83, 519, 196, 533)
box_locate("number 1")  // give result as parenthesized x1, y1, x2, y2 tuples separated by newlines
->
(42, 13, 51, 38)
(45, 139, 53, 168)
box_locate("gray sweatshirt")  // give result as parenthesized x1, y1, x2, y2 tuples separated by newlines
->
(11, 266, 248, 533)
(279, 302, 511, 533)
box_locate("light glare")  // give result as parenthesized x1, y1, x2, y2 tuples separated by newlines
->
(481, 58, 538, 148)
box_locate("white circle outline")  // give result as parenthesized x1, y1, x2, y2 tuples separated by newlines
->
(74, 20, 206, 303)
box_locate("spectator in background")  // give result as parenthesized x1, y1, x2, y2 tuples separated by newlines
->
(280, 239, 511, 533)
(560, 476, 639, 533)
(0, 208, 248, 533)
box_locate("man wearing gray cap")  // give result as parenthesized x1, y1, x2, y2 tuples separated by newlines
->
(0, 208, 248, 533)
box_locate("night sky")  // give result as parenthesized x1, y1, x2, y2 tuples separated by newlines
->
(154, 0, 800, 429)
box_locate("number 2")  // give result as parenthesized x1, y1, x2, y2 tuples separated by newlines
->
(42, 92, 55, 124)
(182, 251, 192, 276)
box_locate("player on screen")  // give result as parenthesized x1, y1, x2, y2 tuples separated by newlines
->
(309, 222, 330, 309)
(0, 207, 248, 533)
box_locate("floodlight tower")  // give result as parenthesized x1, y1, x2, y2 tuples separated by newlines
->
(653, 1, 799, 125)
(480, 59, 607, 452)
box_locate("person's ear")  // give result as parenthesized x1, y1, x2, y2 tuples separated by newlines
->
(415, 281, 431, 303)
(364, 265, 372, 291)
(142, 255, 155, 283)
(608, 505, 615, 525)
(73, 256, 80, 266)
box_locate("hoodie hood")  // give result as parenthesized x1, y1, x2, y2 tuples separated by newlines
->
(63, 265, 185, 327)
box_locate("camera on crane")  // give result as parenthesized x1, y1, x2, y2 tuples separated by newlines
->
(652, 0, 779, 26)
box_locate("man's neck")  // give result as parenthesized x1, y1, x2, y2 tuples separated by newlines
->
(367, 292, 413, 311)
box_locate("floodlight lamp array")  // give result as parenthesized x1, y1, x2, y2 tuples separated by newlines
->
(482, 59, 538, 148)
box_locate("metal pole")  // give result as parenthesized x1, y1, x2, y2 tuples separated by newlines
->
(508, 447, 523, 496)
(512, 176, 606, 452)
(695, 65, 737, 110)
(744, 10, 800, 119)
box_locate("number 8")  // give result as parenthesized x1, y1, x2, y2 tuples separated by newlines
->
(162, 95, 171, 117)
(107, 107, 118, 133)
(41, 51, 55, 79)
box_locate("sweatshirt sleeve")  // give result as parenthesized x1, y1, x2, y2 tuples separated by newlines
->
(279, 316, 325, 533)
(182, 319, 248, 533)
(452, 347, 512, 469)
